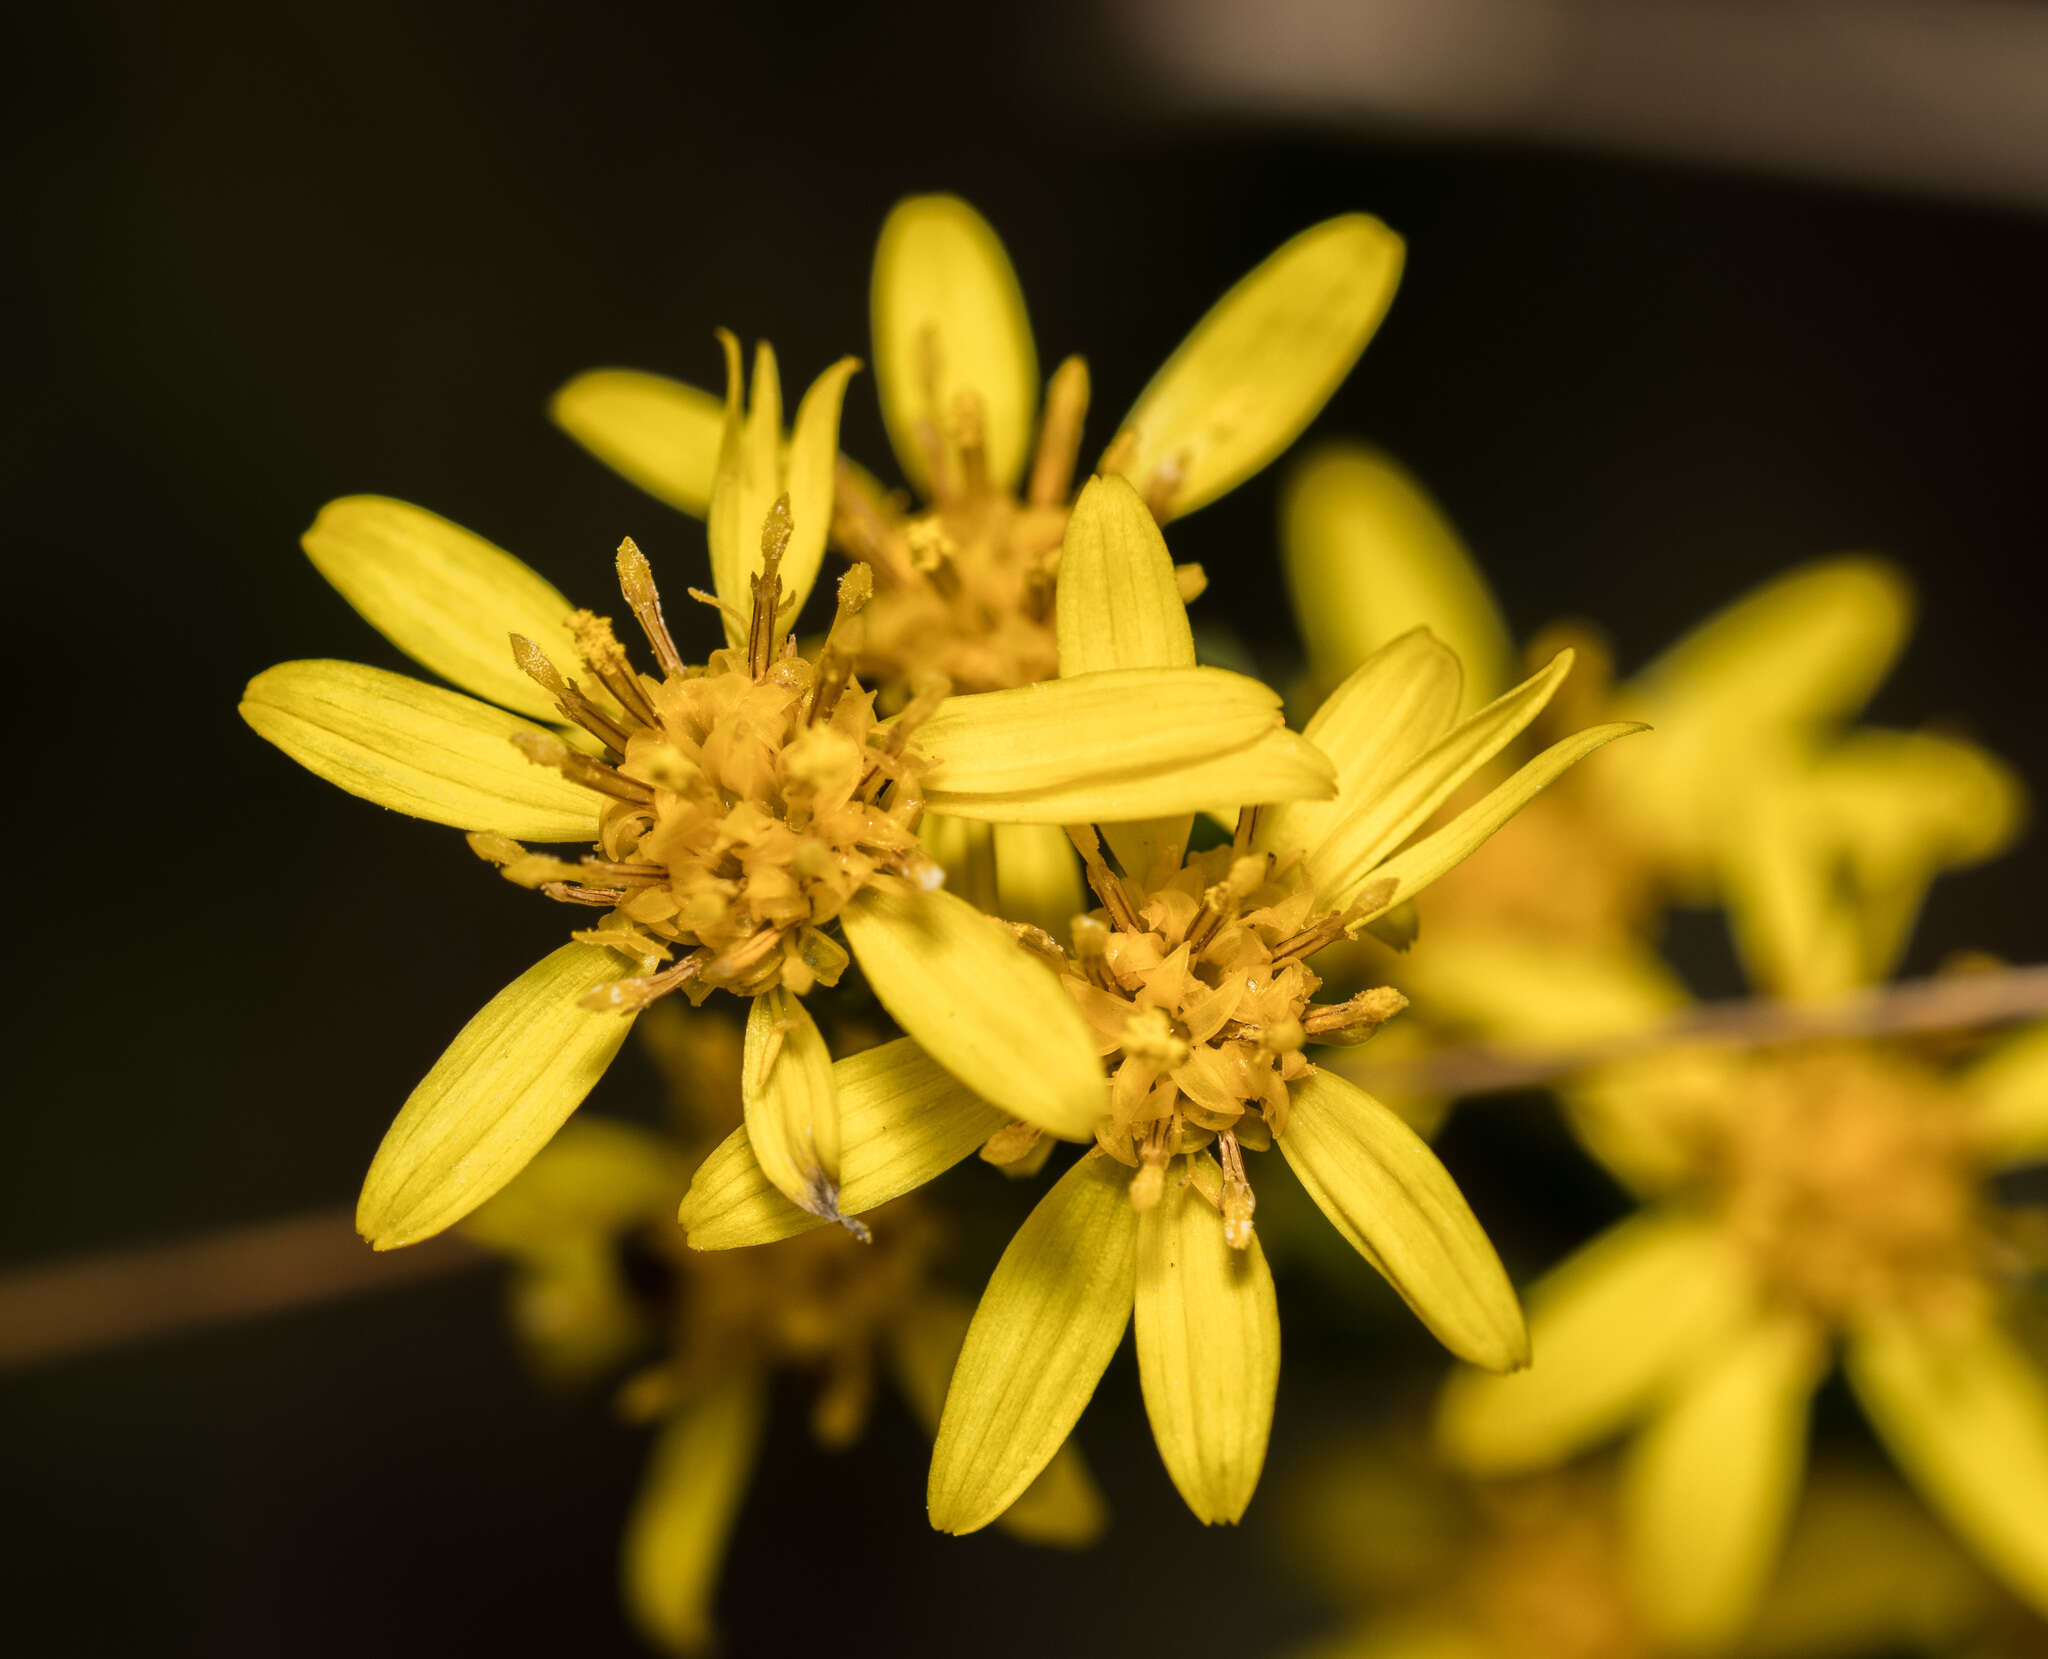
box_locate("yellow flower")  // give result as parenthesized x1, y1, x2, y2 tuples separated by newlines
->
(554, 193, 1405, 694)
(242, 344, 1335, 1252)
(679, 475, 1640, 1531)
(464, 1044, 1105, 1657)
(1274, 1436, 1995, 1659)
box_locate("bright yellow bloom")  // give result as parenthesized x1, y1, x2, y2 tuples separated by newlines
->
(1274, 1436, 1995, 1659)
(680, 475, 1640, 1531)
(243, 345, 1333, 1252)
(463, 1011, 1102, 1656)
(555, 193, 1404, 695)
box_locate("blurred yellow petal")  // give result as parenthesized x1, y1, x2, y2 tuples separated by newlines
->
(622, 1376, 764, 1657)
(1848, 1313, 2048, 1614)
(463, 1117, 684, 1256)
(1394, 933, 1687, 1049)
(1277, 1069, 1525, 1371)
(1624, 1314, 1820, 1653)
(871, 193, 1037, 496)
(549, 368, 724, 517)
(1282, 444, 1514, 705)
(240, 659, 598, 841)
(1054, 473, 1200, 877)
(994, 821, 1087, 943)
(1110, 214, 1404, 519)
(1962, 1020, 2048, 1169)
(887, 1291, 1108, 1548)
(740, 988, 846, 1225)
(1353, 721, 1646, 921)
(1257, 628, 1462, 869)
(300, 496, 587, 721)
(500, 1246, 653, 1389)
(929, 1152, 1138, 1534)
(1134, 1157, 1281, 1524)
(706, 337, 859, 643)
(358, 944, 637, 1249)
(1300, 649, 1574, 903)
(1717, 779, 1870, 1003)
(918, 666, 1335, 822)
(1627, 555, 1913, 734)
(841, 885, 1105, 1141)
(1437, 1211, 1755, 1474)
(679, 1037, 1005, 1249)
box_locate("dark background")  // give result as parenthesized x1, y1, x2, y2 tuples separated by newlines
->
(7, 3, 2043, 1654)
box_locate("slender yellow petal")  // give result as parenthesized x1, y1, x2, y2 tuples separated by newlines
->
(1110, 214, 1405, 519)
(1962, 1020, 2048, 1169)
(679, 1037, 1006, 1249)
(1437, 1210, 1755, 1474)
(888, 1292, 1108, 1547)
(622, 1376, 764, 1656)
(1848, 1313, 2048, 1613)
(1134, 1158, 1281, 1524)
(357, 945, 637, 1249)
(240, 659, 598, 841)
(740, 988, 845, 1225)
(871, 193, 1037, 497)
(1278, 1069, 1525, 1370)
(1624, 1314, 1820, 1653)
(841, 885, 1105, 1140)
(1282, 445, 1514, 705)
(1352, 720, 1647, 921)
(917, 666, 1335, 822)
(1055, 473, 1200, 878)
(1628, 555, 1912, 732)
(1297, 649, 1572, 902)
(549, 369, 724, 517)
(1257, 628, 1462, 868)
(462, 1117, 683, 1256)
(299, 497, 588, 721)
(929, 1152, 1138, 1534)
(706, 338, 859, 643)
(1717, 777, 1875, 1003)
(993, 821, 1086, 944)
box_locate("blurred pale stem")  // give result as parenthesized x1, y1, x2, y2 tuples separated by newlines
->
(6, 964, 2042, 1371)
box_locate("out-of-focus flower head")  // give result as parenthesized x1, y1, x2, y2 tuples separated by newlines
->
(555, 194, 1405, 696)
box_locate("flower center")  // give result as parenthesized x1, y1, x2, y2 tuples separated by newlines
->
(1705, 1046, 1994, 1328)
(1464, 1477, 1655, 1659)
(473, 502, 943, 1011)
(1046, 826, 1406, 1247)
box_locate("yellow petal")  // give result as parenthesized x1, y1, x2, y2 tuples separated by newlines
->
(1277, 1069, 1525, 1370)
(993, 821, 1088, 945)
(1282, 444, 1514, 706)
(1623, 1315, 1820, 1652)
(1353, 721, 1647, 921)
(1134, 1157, 1281, 1524)
(1110, 214, 1405, 519)
(841, 886, 1105, 1140)
(871, 193, 1036, 497)
(622, 1376, 764, 1656)
(740, 988, 845, 1224)
(1298, 648, 1573, 903)
(358, 945, 637, 1249)
(679, 1037, 1006, 1249)
(300, 496, 586, 721)
(1256, 627, 1462, 869)
(1627, 554, 1913, 733)
(1962, 1020, 2048, 1170)
(706, 338, 860, 643)
(241, 659, 598, 841)
(919, 812, 998, 911)
(1436, 1210, 1755, 1474)
(1392, 932, 1687, 1050)
(1055, 473, 1200, 877)
(462, 1117, 684, 1256)
(917, 666, 1335, 822)
(928, 1152, 1137, 1534)
(887, 1291, 1108, 1548)
(1848, 1313, 2048, 1614)
(549, 368, 724, 517)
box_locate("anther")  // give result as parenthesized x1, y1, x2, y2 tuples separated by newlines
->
(1303, 986, 1409, 1043)
(1174, 563, 1208, 604)
(511, 730, 654, 804)
(616, 538, 688, 682)
(568, 610, 661, 728)
(950, 388, 989, 498)
(578, 948, 708, 1014)
(1027, 356, 1091, 507)
(747, 497, 793, 680)
(1217, 1129, 1256, 1251)
(510, 634, 633, 752)
(1066, 824, 1141, 933)
(808, 562, 873, 726)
